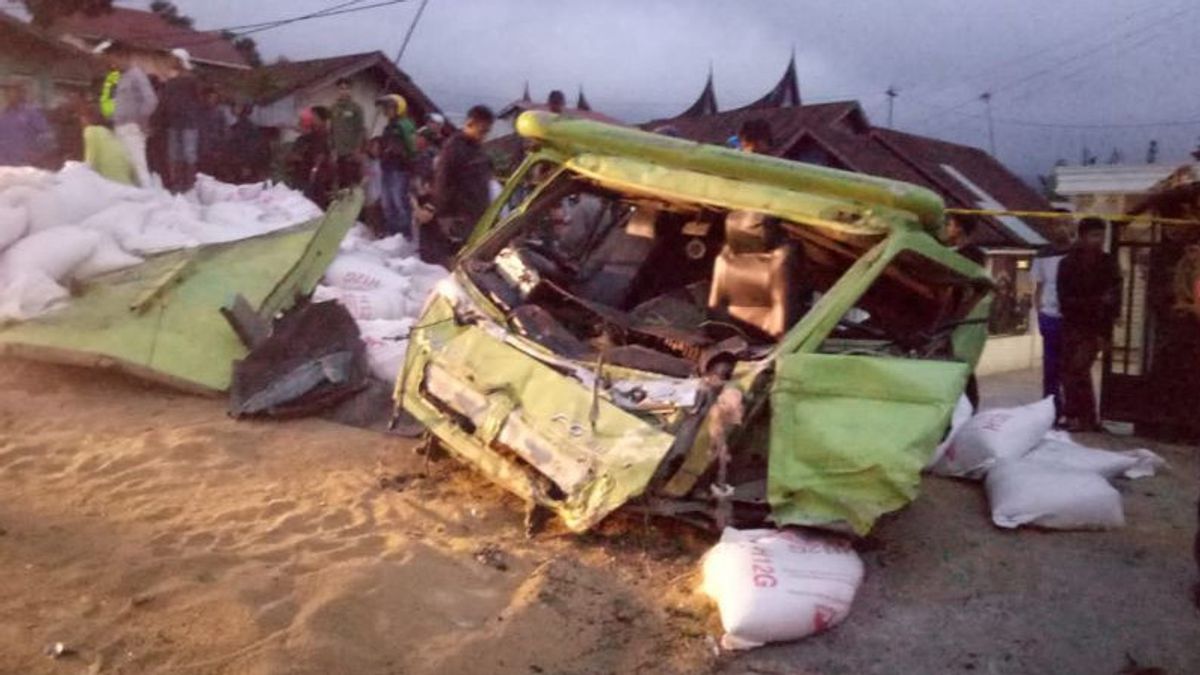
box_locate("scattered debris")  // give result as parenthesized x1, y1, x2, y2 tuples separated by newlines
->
(473, 544, 509, 571)
(42, 642, 73, 659)
(228, 301, 369, 418)
(378, 473, 415, 492)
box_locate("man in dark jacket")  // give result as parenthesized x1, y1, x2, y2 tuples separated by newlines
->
(1057, 217, 1122, 432)
(426, 104, 494, 265)
(158, 49, 203, 192)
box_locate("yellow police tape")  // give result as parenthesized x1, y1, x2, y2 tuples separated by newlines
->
(944, 208, 1200, 227)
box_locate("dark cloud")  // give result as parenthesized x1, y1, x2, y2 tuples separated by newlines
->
(156, 0, 1200, 177)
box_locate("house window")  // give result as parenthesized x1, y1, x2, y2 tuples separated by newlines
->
(987, 254, 1033, 336)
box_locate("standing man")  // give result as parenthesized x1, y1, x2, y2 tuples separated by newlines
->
(286, 107, 333, 209)
(0, 82, 53, 167)
(106, 52, 158, 187)
(330, 78, 366, 190)
(158, 49, 203, 192)
(427, 104, 495, 265)
(197, 88, 228, 180)
(377, 94, 417, 237)
(1031, 244, 1068, 416)
(1057, 217, 1122, 432)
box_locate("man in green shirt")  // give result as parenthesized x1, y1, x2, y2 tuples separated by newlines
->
(329, 78, 366, 190)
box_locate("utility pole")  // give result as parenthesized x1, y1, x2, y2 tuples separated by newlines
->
(393, 0, 431, 65)
(886, 86, 898, 128)
(980, 92, 996, 156)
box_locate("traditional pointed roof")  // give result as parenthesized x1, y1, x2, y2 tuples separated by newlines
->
(678, 67, 719, 118)
(521, 80, 531, 103)
(577, 86, 591, 112)
(743, 53, 801, 110)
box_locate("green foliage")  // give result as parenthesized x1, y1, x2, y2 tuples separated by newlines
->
(148, 0, 192, 28)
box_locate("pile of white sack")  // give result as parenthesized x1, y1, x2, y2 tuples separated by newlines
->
(315, 224, 449, 383)
(0, 164, 322, 322)
(929, 396, 1167, 530)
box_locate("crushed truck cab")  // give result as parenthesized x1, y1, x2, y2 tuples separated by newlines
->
(396, 112, 991, 535)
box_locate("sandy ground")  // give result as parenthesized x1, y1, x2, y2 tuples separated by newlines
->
(1, 360, 1197, 674)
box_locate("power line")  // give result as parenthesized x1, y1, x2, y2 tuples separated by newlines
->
(898, 0, 1190, 100)
(915, 2, 1199, 125)
(392, 0, 430, 65)
(73, 0, 408, 49)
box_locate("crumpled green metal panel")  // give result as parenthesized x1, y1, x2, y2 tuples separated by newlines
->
(399, 294, 677, 531)
(0, 191, 362, 394)
(767, 352, 969, 534)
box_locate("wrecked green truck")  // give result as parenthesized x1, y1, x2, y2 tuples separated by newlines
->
(395, 112, 991, 535)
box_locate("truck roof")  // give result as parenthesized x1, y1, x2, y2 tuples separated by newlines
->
(515, 111, 946, 236)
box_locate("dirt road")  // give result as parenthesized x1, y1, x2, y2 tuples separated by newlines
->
(1, 360, 1197, 674)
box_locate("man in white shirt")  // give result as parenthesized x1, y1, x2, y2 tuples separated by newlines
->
(1031, 246, 1068, 415)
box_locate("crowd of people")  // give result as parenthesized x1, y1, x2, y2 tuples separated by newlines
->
(0, 48, 270, 191)
(0, 47, 500, 267)
(281, 79, 496, 265)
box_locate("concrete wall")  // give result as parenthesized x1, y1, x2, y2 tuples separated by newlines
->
(977, 330, 1041, 376)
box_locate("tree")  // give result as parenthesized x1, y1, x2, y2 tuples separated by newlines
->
(221, 31, 263, 67)
(149, 0, 192, 28)
(22, 0, 113, 27)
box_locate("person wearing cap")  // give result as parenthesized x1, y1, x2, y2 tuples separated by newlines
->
(158, 48, 203, 192)
(98, 42, 158, 187)
(1057, 217, 1122, 432)
(376, 94, 417, 237)
(287, 107, 333, 208)
(330, 77, 366, 190)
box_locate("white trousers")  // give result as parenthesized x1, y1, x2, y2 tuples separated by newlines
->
(114, 123, 152, 188)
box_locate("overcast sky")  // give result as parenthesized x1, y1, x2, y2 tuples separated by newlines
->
(121, 0, 1200, 180)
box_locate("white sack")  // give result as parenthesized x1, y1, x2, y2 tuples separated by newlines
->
(1025, 438, 1165, 480)
(358, 318, 415, 382)
(203, 201, 269, 232)
(324, 254, 411, 293)
(986, 460, 1125, 530)
(72, 233, 144, 280)
(926, 394, 973, 470)
(313, 285, 410, 322)
(701, 528, 864, 651)
(26, 163, 151, 231)
(0, 204, 28, 251)
(0, 185, 40, 209)
(931, 397, 1056, 479)
(1, 226, 101, 282)
(77, 202, 156, 242)
(0, 270, 69, 321)
(128, 204, 203, 253)
(0, 166, 52, 192)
